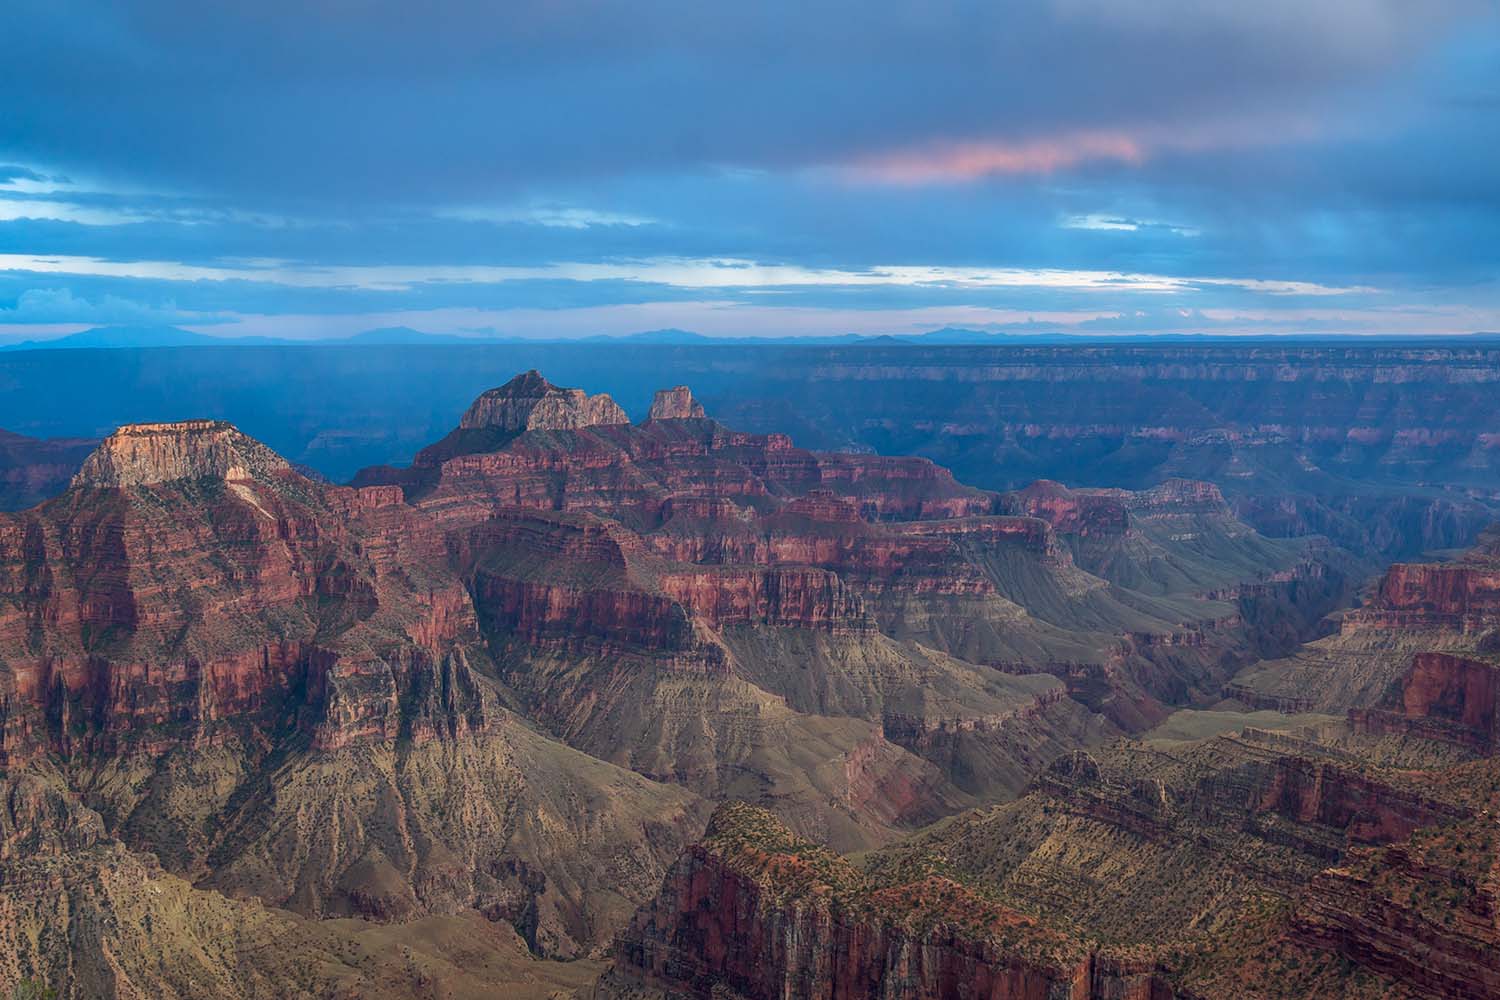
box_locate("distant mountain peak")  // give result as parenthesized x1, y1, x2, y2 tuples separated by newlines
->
(0, 325, 223, 351)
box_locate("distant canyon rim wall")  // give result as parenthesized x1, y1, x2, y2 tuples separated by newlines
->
(1, 343, 1498, 555)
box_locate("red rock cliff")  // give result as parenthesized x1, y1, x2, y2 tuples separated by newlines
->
(0, 421, 492, 766)
(605, 802, 1170, 1000)
(1351, 652, 1500, 750)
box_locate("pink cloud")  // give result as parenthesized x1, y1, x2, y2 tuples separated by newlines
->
(854, 131, 1146, 182)
(845, 112, 1328, 184)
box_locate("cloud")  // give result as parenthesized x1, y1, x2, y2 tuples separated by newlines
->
(436, 203, 659, 229)
(0, 286, 220, 325)
(0, 1, 1485, 204)
(0, 251, 1380, 298)
(850, 133, 1146, 182)
(1061, 215, 1201, 237)
(0, 165, 46, 185)
(0, 2, 1493, 341)
(0, 196, 148, 226)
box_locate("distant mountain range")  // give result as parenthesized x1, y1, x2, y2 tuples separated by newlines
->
(2, 323, 1497, 351)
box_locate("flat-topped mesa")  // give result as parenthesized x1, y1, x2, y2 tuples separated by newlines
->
(459, 369, 629, 432)
(1128, 477, 1227, 511)
(70, 419, 290, 488)
(647, 385, 706, 420)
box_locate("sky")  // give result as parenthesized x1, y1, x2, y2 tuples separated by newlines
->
(1, 0, 1498, 341)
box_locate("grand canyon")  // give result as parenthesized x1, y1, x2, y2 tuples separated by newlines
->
(6, 4, 1498, 994)
(0, 349, 1496, 998)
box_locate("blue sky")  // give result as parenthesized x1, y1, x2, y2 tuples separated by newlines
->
(2, 0, 1498, 340)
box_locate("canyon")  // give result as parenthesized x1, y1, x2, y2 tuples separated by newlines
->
(0, 355, 1497, 997)
(0, 428, 95, 511)
(605, 520, 1500, 1000)
(7, 343, 1500, 561)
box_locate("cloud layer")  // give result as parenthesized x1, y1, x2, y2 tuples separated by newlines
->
(0, 0, 1496, 340)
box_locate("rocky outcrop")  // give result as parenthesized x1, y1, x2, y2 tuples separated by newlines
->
(1373, 561, 1500, 627)
(1228, 527, 1500, 714)
(657, 565, 872, 633)
(1247, 754, 1470, 847)
(1027, 736, 1466, 857)
(648, 386, 706, 420)
(850, 730, 1475, 972)
(458, 369, 628, 432)
(70, 420, 290, 487)
(604, 802, 1171, 1000)
(1010, 480, 1129, 537)
(0, 426, 471, 763)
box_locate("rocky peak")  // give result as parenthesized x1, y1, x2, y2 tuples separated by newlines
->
(459, 370, 629, 432)
(647, 385, 706, 420)
(71, 420, 291, 488)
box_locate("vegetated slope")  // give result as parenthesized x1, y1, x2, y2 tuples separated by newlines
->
(0, 771, 608, 1000)
(602, 510, 1500, 999)
(606, 729, 1500, 999)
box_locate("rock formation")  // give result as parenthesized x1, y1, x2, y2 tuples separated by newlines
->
(605, 729, 1485, 999)
(647, 385, 706, 420)
(1351, 652, 1500, 751)
(1284, 809, 1500, 1000)
(70, 419, 290, 487)
(352, 375, 1335, 847)
(0, 418, 710, 966)
(2, 368, 1489, 998)
(602, 801, 1171, 1000)
(458, 369, 629, 432)
(1230, 526, 1500, 714)
(11, 343, 1500, 559)
(689, 342, 1500, 561)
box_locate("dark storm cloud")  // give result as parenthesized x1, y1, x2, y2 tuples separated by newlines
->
(1, 0, 1486, 204)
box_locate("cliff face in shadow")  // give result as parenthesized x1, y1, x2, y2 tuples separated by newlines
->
(0, 428, 95, 511)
